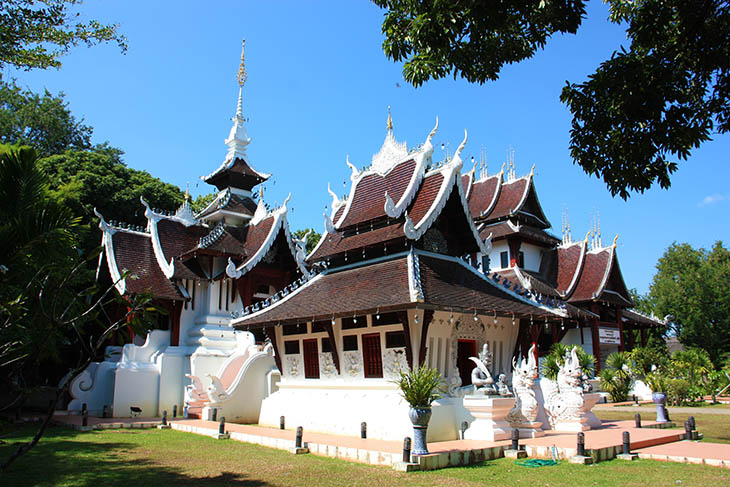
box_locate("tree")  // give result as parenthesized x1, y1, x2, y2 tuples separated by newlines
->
(293, 228, 321, 255)
(374, 0, 730, 199)
(648, 241, 730, 366)
(0, 79, 93, 155)
(0, 0, 126, 71)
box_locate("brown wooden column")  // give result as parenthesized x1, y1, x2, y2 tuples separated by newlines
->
(170, 300, 183, 347)
(591, 303, 601, 372)
(397, 311, 414, 370)
(640, 328, 648, 347)
(617, 306, 625, 352)
(323, 321, 341, 374)
(265, 325, 283, 373)
(418, 310, 434, 367)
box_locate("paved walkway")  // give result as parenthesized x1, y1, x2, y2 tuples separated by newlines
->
(636, 441, 730, 467)
(47, 414, 730, 469)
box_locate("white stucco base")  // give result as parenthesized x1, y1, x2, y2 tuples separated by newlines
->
(259, 381, 478, 442)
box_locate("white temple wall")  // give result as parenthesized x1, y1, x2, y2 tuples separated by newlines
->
(486, 241, 510, 271)
(258, 311, 522, 441)
(113, 367, 160, 417)
(157, 350, 187, 416)
(520, 242, 543, 272)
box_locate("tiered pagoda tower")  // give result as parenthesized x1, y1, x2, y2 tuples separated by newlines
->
(94, 42, 308, 416)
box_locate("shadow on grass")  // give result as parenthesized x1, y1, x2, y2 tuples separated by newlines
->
(0, 425, 268, 487)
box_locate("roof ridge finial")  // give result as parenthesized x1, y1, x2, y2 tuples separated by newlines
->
(387, 105, 393, 132)
(237, 39, 247, 87)
(185, 182, 190, 201)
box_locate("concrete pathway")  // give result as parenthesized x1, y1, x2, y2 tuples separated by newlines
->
(636, 440, 730, 468)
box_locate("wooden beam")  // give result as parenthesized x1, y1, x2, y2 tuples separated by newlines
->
(418, 310, 434, 367)
(397, 310, 414, 370)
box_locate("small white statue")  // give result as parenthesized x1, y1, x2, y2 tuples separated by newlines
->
(497, 373, 512, 396)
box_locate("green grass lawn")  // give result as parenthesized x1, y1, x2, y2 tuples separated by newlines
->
(594, 408, 730, 444)
(2, 424, 730, 486)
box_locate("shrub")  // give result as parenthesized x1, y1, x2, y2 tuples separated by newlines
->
(542, 343, 595, 381)
(599, 352, 635, 402)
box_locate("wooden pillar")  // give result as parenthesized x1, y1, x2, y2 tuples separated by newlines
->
(591, 303, 601, 373)
(508, 238, 522, 268)
(397, 311, 414, 370)
(265, 325, 282, 373)
(640, 328, 648, 348)
(626, 324, 635, 351)
(418, 310, 434, 367)
(170, 300, 183, 347)
(323, 320, 341, 374)
(617, 306, 625, 352)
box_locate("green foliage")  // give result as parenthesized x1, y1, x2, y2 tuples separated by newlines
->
(375, 0, 730, 198)
(293, 228, 321, 255)
(630, 346, 669, 377)
(0, 79, 93, 155)
(38, 146, 185, 254)
(392, 366, 442, 407)
(0, 0, 127, 71)
(648, 242, 730, 367)
(643, 347, 724, 404)
(373, 0, 586, 87)
(190, 192, 217, 213)
(599, 352, 635, 402)
(560, 0, 730, 198)
(542, 343, 595, 381)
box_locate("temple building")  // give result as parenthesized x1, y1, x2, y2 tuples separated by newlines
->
(464, 162, 664, 370)
(231, 117, 577, 441)
(72, 42, 308, 420)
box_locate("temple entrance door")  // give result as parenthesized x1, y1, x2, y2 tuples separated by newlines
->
(362, 333, 383, 378)
(457, 339, 477, 386)
(303, 339, 320, 379)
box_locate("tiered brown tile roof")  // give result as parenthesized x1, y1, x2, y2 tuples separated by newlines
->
(336, 159, 417, 228)
(309, 222, 406, 262)
(467, 175, 501, 218)
(478, 222, 559, 245)
(569, 248, 612, 303)
(197, 193, 257, 219)
(488, 177, 528, 220)
(110, 231, 184, 301)
(408, 171, 444, 224)
(234, 252, 565, 328)
(555, 241, 586, 296)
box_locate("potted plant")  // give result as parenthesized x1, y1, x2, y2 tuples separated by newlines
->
(644, 370, 669, 422)
(393, 366, 442, 456)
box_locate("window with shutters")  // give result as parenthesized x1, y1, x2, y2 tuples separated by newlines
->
(303, 339, 320, 379)
(361, 333, 383, 378)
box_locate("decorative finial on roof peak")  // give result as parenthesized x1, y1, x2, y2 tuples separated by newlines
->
(237, 39, 247, 87)
(530, 163, 535, 177)
(185, 182, 190, 201)
(613, 234, 618, 248)
(387, 105, 393, 132)
(584, 230, 591, 243)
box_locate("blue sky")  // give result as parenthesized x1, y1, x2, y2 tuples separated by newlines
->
(6, 1, 728, 294)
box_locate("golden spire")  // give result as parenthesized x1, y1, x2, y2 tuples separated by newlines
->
(387, 106, 393, 132)
(185, 182, 190, 201)
(237, 39, 247, 87)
